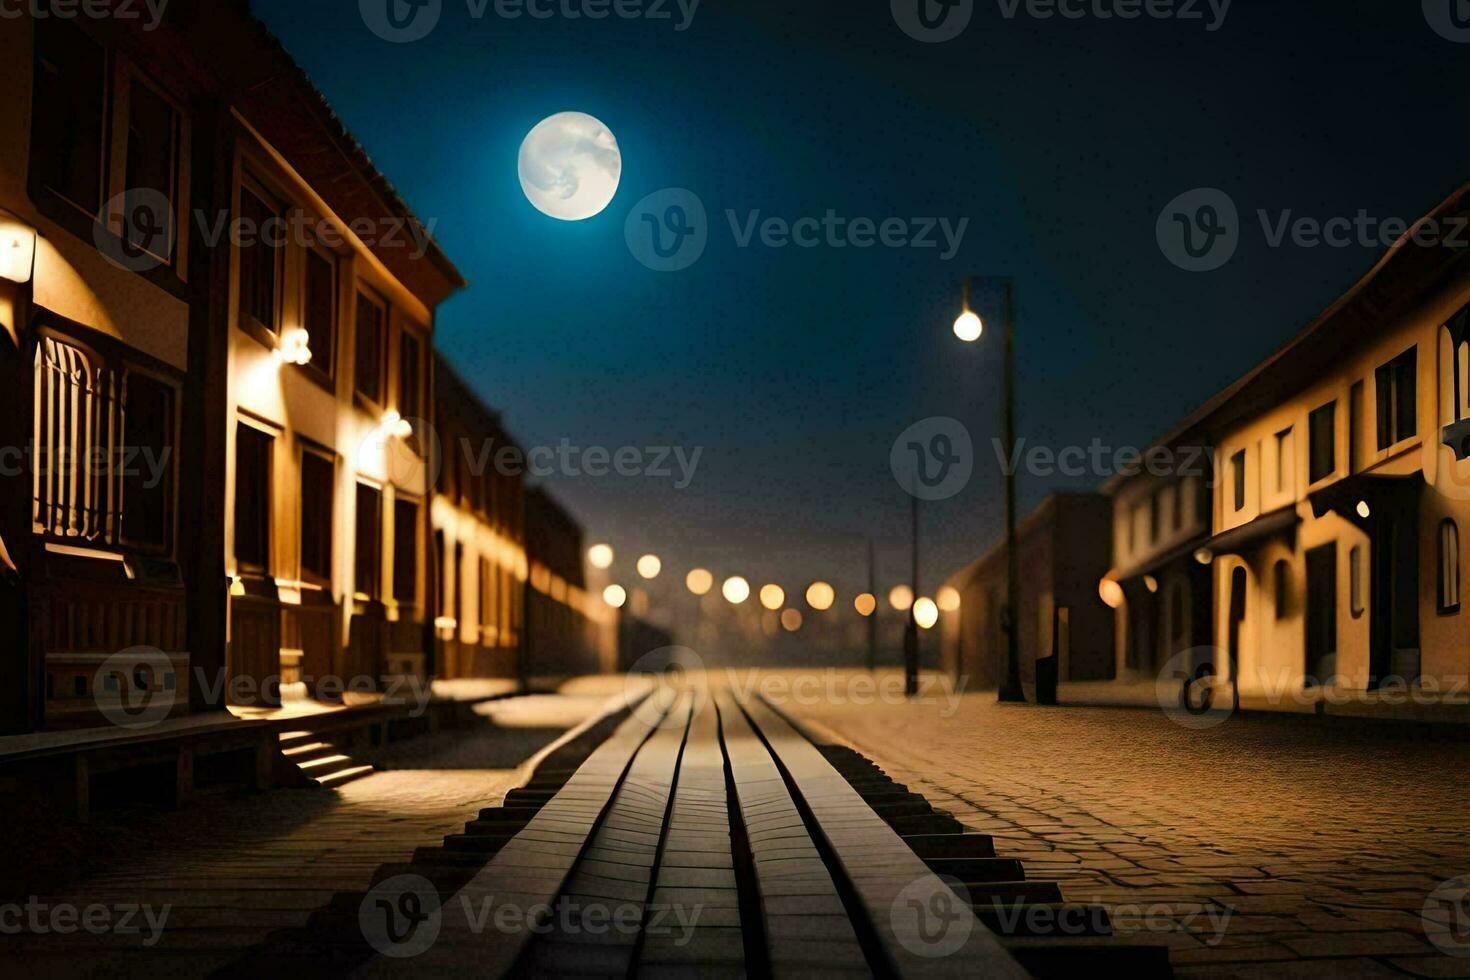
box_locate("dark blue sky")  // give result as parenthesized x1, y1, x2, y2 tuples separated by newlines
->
(255, 0, 1470, 602)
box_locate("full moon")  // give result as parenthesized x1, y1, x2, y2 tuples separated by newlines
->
(518, 112, 622, 221)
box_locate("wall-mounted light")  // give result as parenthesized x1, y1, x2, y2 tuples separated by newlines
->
(1355, 500, 1371, 520)
(272, 327, 313, 366)
(1194, 548, 1214, 566)
(381, 409, 413, 439)
(0, 212, 38, 285)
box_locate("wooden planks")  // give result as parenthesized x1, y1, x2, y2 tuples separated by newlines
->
(717, 691, 871, 977)
(740, 694, 1028, 979)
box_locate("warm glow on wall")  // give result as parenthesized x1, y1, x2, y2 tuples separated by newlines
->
(854, 592, 877, 617)
(805, 581, 835, 611)
(686, 568, 713, 595)
(759, 584, 785, 611)
(888, 585, 914, 612)
(913, 597, 939, 630)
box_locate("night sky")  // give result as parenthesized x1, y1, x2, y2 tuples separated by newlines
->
(254, 0, 1470, 609)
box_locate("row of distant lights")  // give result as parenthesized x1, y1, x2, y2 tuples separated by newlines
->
(586, 544, 960, 632)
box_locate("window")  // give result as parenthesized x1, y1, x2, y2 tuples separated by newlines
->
(34, 336, 117, 544)
(32, 18, 107, 215)
(1441, 520, 1461, 614)
(355, 292, 386, 404)
(1309, 402, 1336, 484)
(355, 483, 383, 600)
(120, 373, 175, 551)
(393, 498, 419, 605)
(302, 248, 337, 379)
(434, 530, 448, 618)
(300, 450, 335, 584)
(1273, 559, 1290, 619)
(1231, 450, 1246, 511)
(239, 184, 281, 331)
(1274, 428, 1292, 494)
(1149, 492, 1161, 543)
(234, 423, 272, 571)
(33, 333, 180, 554)
(1375, 347, 1417, 450)
(1350, 545, 1364, 618)
(480, 556, 499, 645)
(399, 328, 423, 420)
(122, 78, 179, 264)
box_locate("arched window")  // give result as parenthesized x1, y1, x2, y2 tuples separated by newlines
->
(1440, 520, 1461, 614)
(1273, 559, 1290, 619)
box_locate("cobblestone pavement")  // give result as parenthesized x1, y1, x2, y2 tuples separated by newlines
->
(3, 694, 605, 978)
(773, 669, 1470, 978)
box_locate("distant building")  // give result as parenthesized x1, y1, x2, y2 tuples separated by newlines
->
(1100, 442, 1214, 684)
(941, 493, 1115, 694)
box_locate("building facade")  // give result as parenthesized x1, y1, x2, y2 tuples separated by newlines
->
(0, 4, 656, 733)
(1192, 186, 1470, 705)
(941, 492, 1115, 693)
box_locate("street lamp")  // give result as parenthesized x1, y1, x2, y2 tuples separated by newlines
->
(636, 554, 662, 580)
(722, 576, 750, 605)
(955, 276, 1025, 704)
(588, 544, 614, 570)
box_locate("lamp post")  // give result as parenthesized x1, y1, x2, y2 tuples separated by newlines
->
(954, 277, 1025, 703)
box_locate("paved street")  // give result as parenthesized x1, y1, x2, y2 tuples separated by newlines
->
(773, 669, 1470, 978)
(3, 694, 606, 977)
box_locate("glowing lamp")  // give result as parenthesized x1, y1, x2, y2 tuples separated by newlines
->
(760, 584, 785, 611)
(888, 584, 914, 612)
(854, 593, 877, 617)
(0, 214, 37, 284)
(913, 597, 939, 630)
(636, 554, 662, 580)
(686, 568, 713, 596)
(722, 576, 750, 605)
(805, 581, 835, 612)
(780, 608, 803, 632)
(936, 586, 961, 612)
(953, 309, 983, 343)
(603, 584, 627, 609)
(588, 544, 614, 569)
(1099, 578, 1124, 609)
